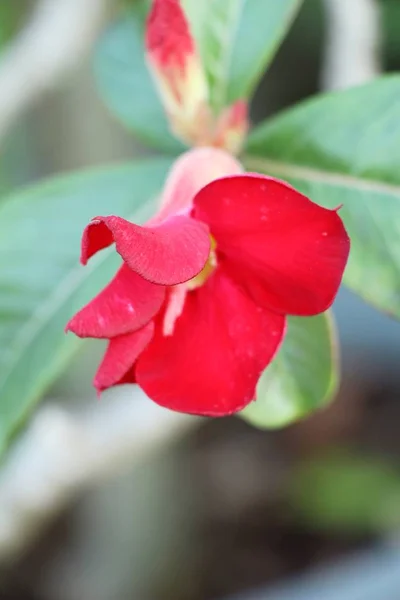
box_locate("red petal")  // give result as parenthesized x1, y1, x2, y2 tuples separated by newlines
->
(94, 322, 154, 393)
(66, 264, 165, 339)
(81, 214, 211, 286)
(81, 219, 114, 265)
(135, 269, 286, 416)
(80, 148, 240, 266)
(193, 175, 350, 316)
(145, 0, 195, 71)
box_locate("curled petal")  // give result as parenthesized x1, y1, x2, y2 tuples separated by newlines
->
(81, 214, 211, 286)
(81, 219, 114, 265)
(136, 269, 286, 416)
(94, 322, 154, 393)
(193, 174, 350, 316)
(66, 264, 165, 339)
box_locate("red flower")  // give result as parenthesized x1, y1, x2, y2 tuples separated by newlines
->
(66, 148, 350, 416)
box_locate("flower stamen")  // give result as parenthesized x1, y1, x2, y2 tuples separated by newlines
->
(187, 235, 217, 290)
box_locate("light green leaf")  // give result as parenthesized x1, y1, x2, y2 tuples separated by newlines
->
(240, 313, 338, 429)
(94, 1, 302, 146)
(183, 0, 303, 111)
(0, 159, 171, 453)
(245, 75, 400, 319)
(94, 11, 184, 153)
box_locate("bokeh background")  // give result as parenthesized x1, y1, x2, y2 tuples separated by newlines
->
(1, 1, 400, 599)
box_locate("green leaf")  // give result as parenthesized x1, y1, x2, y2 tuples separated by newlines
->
(0, 159, 171, 454)
(0, 1, 27, 50)
(291, 451, 400, 533)
(94, 11, 184, 153)
(240, 313, 338, 429)
(183, 0, 303, 111)
(245, 75, 400, 319)
(94, 1, 302, 146)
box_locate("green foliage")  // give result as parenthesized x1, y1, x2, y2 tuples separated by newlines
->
(290, 451, 400, 533)
(0, 1, 27, 50)
(182, 0, 303, 111)
(240, 314, 337, 429)
(94, 0, 302, 150)
(0, 159, 171, 453)
(94, 11, 183, 153)
(246, 76, 400, 319)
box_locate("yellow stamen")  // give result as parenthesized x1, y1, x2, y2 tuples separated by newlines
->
(187, 235, 217, 290)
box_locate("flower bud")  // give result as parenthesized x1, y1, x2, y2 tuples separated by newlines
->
(145, 0, 211, 145)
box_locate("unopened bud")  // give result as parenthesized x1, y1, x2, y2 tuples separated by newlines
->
(145, 0, 210, 145)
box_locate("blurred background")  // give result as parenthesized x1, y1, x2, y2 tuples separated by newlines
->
(1, 0, 400, 599)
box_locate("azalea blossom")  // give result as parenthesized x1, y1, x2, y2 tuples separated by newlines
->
(66, 148, 350, 416)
